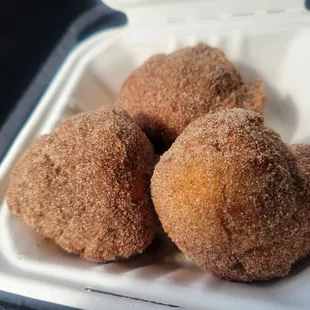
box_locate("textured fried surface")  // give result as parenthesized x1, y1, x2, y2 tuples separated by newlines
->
(116, 43, 265, 150)
(7, 107, 157, 262)
(290, 144, 310, 182)
(151, 109, 310, 281)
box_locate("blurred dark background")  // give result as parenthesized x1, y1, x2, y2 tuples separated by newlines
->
(0, 0, 97, 127)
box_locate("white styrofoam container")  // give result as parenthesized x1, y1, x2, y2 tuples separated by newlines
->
(1, 1, 310, 309)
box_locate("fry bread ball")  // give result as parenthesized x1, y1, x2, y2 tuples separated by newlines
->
(151, 109, 310, 281)
(117, 43, 265, 149)
(8, 107, 157, 262)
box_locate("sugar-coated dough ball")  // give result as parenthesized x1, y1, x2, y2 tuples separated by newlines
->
(117, 43, 265, 150)
(152, 109, 310, 281)
(8, 107, 157, 262)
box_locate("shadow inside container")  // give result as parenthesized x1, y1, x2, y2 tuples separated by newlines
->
(166, 263, 205, 286)
(134, 113, 177, 154)
(103, 232, 207, 284)
(129, 231, 207, 282)
(234, 62, 299, 144)
(135, 248, 205, 282)
(287, 254, 310, 278)
(102, 233, 179, 275)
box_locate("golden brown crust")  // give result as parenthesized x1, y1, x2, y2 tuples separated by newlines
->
(151, 109, 310, 281)
(116, 43, 266, 150)
(7, 107, 157, 262)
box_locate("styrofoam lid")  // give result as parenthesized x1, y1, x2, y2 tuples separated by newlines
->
(103, 0, 308, 25)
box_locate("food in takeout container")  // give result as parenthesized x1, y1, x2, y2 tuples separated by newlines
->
(1, 1, 310, 309)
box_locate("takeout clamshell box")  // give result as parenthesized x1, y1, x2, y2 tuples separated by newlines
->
(1, 1, 310, 309)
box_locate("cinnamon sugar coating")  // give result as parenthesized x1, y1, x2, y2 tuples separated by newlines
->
(117, 43, 265, 150)
(151, 109, 310, 281)
(290, 144, 310, 183)
(7, 107, 156, 262)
